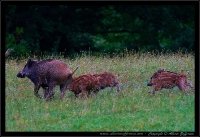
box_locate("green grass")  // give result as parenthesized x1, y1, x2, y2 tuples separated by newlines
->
(5, 52, 195, 131)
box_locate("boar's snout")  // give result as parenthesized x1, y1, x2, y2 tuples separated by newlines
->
(147, 82, 152, 86)
(17, 72, 25, 78)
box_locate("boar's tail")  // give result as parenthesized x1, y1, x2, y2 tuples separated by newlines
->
(71, 66, 79, 76)
(67, 66, 79, 79)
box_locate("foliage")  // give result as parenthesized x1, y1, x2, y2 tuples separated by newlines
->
(6, 33, 30, 57)
(5, 4, 195, 57)
(6, 53, 194, 131)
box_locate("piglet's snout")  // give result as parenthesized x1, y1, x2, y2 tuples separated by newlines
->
(147, 83, 152, 86)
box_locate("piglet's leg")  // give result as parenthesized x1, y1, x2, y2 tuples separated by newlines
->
(79, 91, 88, 99)
(187, 81, 195, 92)
(149, 85, 161, 95)
(177, 79, 189, 93)
(116, 84, 121, 92)
(75, 93, 79, 98)
(148, 86, 155, 94)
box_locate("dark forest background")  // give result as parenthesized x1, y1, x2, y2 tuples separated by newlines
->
(5, 4, 195, 57)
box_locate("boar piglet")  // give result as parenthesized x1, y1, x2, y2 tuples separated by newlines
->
(93, 72, 120, 92)
(147, 69, 194, 94)
(68, 72, 120, 98)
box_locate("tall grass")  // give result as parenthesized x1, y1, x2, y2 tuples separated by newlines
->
(5, 52, 195, 131)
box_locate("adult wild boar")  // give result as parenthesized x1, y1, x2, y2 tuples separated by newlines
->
(17, 59, 74, 100)
(147, 69, 194, 94)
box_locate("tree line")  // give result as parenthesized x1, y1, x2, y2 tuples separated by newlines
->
(5, 4, 195, 57)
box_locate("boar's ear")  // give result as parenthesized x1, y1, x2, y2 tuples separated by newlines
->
(180, 70, 186, 75)
(158, 68, 165, 73)
(27, 58, 36, 67)
(27, 58, 32, 63)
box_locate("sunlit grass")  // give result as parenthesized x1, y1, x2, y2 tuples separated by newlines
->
(5, 52, 195, 131)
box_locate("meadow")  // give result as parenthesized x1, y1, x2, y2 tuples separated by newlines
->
(5, 52, 195, 132)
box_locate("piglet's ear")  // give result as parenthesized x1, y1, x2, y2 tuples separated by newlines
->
(180, 70, 186, 75)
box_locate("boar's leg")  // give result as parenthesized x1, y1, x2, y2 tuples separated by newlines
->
(75, 93, 79, 98)
(116, 84, 121, 92)
(177, 78, 189, 93)
(43, 87, 54, 99)
(177, 80, 194, 95)
(149, 85, 161, 95)
(44, 89, 48, 99)
(148, 86, 155, 94)
(34, 85, 42, 98)
(44, 89, 55, 100)
(78, 91, 89, 99)
(60, 84, 68, 100)
(153, 86, 162, 94)
(148, 90, 155, 94)
(41, 84, 55, 99)
(187, 80, 195, 92)
(93, 89, 99, 94)
(45, 83, 56, 101)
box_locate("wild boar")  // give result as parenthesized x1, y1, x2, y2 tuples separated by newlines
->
(68, 72, 120, 98)
(68, 74, 97, 98)
(17, 59, 75, 100)
(93, 72, 120, 92)
(147, 69, 194, 94)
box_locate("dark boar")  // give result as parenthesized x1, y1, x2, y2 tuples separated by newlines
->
(17, 59, 74, 100)
(147, 69, 194, 94)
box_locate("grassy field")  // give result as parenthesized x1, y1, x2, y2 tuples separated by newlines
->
(5, 52, 195, 132)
